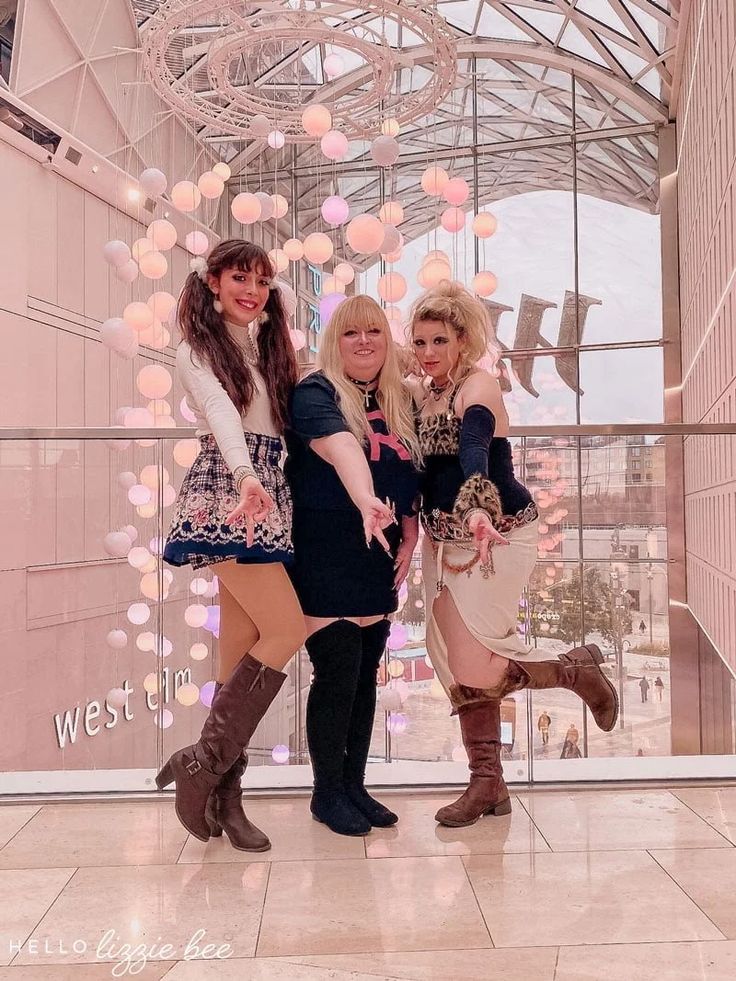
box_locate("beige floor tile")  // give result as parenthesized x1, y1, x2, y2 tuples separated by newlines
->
(274, 947, 559, 980)
(518, 790, 731, 851)
(166, 958, 400, 979)
(364, 794, 549, 859)
(464, 850, 724, 947)
(179, 799, 365, 864)
(0, 803, 188, 870)
(12, 862, 269, 966)
(651, 849, 736, 939)
(0, 869, 76, 967)
(0, 964, 172, 979)
(555, 941, 736, 981)
(673, 788, 736, 844)
(257, 856, 492, 957)
(0, 808, 42, 850)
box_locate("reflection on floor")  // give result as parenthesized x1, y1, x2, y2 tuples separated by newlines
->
(1, 786, 736, 979)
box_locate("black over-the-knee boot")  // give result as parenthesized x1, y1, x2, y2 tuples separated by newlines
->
(344, 619, 398, 827)
(305, 620, 371, 836)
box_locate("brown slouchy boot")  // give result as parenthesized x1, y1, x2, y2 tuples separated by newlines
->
(155, 653, 286, 841)
(435, 689, 511, 828)
(500, 645, 618, 732)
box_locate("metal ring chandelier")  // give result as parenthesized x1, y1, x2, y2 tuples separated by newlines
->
(141, 0, 457, 142)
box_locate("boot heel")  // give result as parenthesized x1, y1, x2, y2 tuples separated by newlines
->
(485, 797, 512, 816)
(155, 760, 174, 790)
(208, 822, 223, 837)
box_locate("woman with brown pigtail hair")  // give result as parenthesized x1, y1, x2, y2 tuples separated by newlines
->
(159, 239, 306, 853)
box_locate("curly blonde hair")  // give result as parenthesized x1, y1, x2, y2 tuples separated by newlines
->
(317, 295, 421, 466)
(409, 281, 498, 376)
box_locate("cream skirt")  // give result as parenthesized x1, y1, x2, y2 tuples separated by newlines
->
(422, 519, 547, 695)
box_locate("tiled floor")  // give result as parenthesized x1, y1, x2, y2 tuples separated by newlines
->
(1, 787, 736, 979)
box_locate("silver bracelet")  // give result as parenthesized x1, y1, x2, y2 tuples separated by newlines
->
(461, 507, 491, 534)
(233, 465, 258, 492)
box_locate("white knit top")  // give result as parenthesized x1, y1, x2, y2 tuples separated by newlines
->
(176, 322, 279, 473)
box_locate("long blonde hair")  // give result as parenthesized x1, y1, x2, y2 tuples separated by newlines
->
(410, 281, 499, 383)
(317, 295, 421, 465)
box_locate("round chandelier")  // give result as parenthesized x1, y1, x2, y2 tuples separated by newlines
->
(141, 0, 457, 142)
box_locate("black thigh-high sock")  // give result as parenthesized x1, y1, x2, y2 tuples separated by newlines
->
(344, 619, 398, 827)
(305, 620, 370, 836)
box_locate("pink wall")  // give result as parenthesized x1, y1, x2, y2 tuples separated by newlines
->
(678, 2, 736, 666)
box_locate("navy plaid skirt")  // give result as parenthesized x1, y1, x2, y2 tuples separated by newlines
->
(163, 433, 293, 569)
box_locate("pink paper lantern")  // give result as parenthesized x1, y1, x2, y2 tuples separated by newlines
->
(137, 364, 173, 399)
(231, 192, 261, 224)
(124, 407, 154, 428)
(123, 302, 154, 331)
(139, 251, 168, 280)
(442, 177, 469, 205)
(321, 195, 349, 226)
(322, 275, 345, 295)
(115, 259, 139, 284)
(185, 230, 209, 255)
(381, 118, 400, 137)
(250, 114, 271, 137)
(271, 194, 289, 219)
(319, 292, 346, 324)
(255, 191, 275, 221)
(346, 214, 384, 254)
(283, 238, 304, 261)
(379, 225, 401, 255)
(379, 201, 404, 225)
(370, 135, 400, 168)
(132, 237, 153, 261)
(147, 291, 177, 321)
(421, 165, 449, 196)
(147, 219, 177, 251)
(473, 212, 498, 238)
(303, 232, 333, 264)
(268, 248, 289, 273)
(377, 272, 407, 303)
(212, 162, 231, 180)
(302, 104, 332, 137)
(473, 271, 498, 297)
(440, 207, 465, 233)
(333, 262, 355, 285)
(421, 258, 452, 287)
(197, 171, 224, 199)
(170, 181, 201, 212)
(321, 130, 349, 161)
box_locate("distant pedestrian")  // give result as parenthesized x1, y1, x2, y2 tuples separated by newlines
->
(639, 676, 650, 702)
(639, 619, 646, 634)
(537, 711, 551, 746)
(561, 723, 581, 759)
(654, 676, 664, 702)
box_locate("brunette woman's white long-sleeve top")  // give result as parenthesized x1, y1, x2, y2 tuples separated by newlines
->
(176, 325, 279, 474)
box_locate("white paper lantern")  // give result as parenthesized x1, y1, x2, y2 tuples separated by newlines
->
(103, 531, 132, 558)
(370, 136, 400, 168)
(140, 168, 167, 197)
(271, 193, 289, 219)
(101, 318, 136, 357)
(267, 130, 285, 150)
(185, 231, 209, 255)
(103, 240, 131, 268)
(106, 687, 128, 709)
(255, 191, 275, 221)
(128, 546, 152, 569)
(190, 642, 208, 661)
(127, 602, 151, 625)
(184, 603, 208, 628)
(115, 259, 139, 284)
(250, 114, 271, 137)
(212, 162, 231, 181)
(268, 248, 289, 273)
(137, 365, 172, 400)
(106, 629, 128, 650)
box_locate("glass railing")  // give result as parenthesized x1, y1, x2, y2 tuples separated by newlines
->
(1, 424, 735, 795)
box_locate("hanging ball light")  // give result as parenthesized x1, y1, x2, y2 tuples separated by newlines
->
(101, 318, 136, 357)
(185, 231, 209, 256)
(123, 302, 154, 331)
(320, 130, 349, 161)
(139, 250, 168, 280)
(379, 224, 401, 256)
(128, 484, 152, 507)
(115, 259, 139, 284)
(319, 292, 346, 324)
(131, 237, 154, 262)
(289, 328, 307, 351)
(140, 168, 167, 198)
(231, 192, 261, 224)
(147, 291, 177, 322)
(381, 118, 400, 137)
(422, 258, 452, 287)
(254, 192, 275, 221)
(185, 603, 208, 628)
(128, 546, 152, 569)
(127, 602, 151, 625)
(379, 201, 404, 225)
(321, 195, 349, 226)
(472, 212, 498, 238)
(212, 162, 231, 181)
(197, 171, 224, 199)
(473, 271, 498, 297)
(137, 364, 173, 400)
(271, 194, 289, 219)
(143, 673, 159, 695)
(103, 531, 132, 557)
(268, 249, 289, 274)
(173, 439, 199, 468)
(322, 275, 345, 296)
(384, 244, 403, 264)
(377, 272, 407, 303)
(250, 113, 271, 137)
(421, 165, 449, 196)
(146, 219, 177, 251)
(283, 238, 304, 261)
(323, 52, 344, 78)
(107, 688, 128, 709)
(303, 232, 334, 264)
(170, 181, 202, 212)
(370, 136, 400, 168)
(176, 683, 200, 707)
(442, 177, 469, 206)
(440, 207, 466, 233)
(333, 262, 355, 285)
(190, 642, 208, 661)
(267, 129, 285, 150)
(302, 104, 332, 138)
(124, 407, 154, 428)
(346, 214, 384, 254)
(103, 240, 131, 268)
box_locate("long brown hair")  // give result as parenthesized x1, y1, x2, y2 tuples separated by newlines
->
(178, 239, 298, 430)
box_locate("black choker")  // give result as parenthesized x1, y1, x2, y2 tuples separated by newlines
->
(429, 378, 452, 401)
(348, 374, 379, 408)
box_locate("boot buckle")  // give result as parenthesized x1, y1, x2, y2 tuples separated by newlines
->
(185, 757, 202, 776)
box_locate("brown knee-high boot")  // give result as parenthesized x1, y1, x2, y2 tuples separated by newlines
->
(435, 690, 511, 828)
(493, 644, 618, 732)
(155, 653, 286, 842)
(203, 683, 271, 852)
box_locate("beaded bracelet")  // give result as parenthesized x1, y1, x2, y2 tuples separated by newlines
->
(233, 465, 258, 492)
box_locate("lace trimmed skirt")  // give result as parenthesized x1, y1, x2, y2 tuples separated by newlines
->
(421, 507, 543, 695)
(163, 433, 293, 569)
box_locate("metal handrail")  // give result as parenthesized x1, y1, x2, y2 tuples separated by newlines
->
(1, 423, 736, 439)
